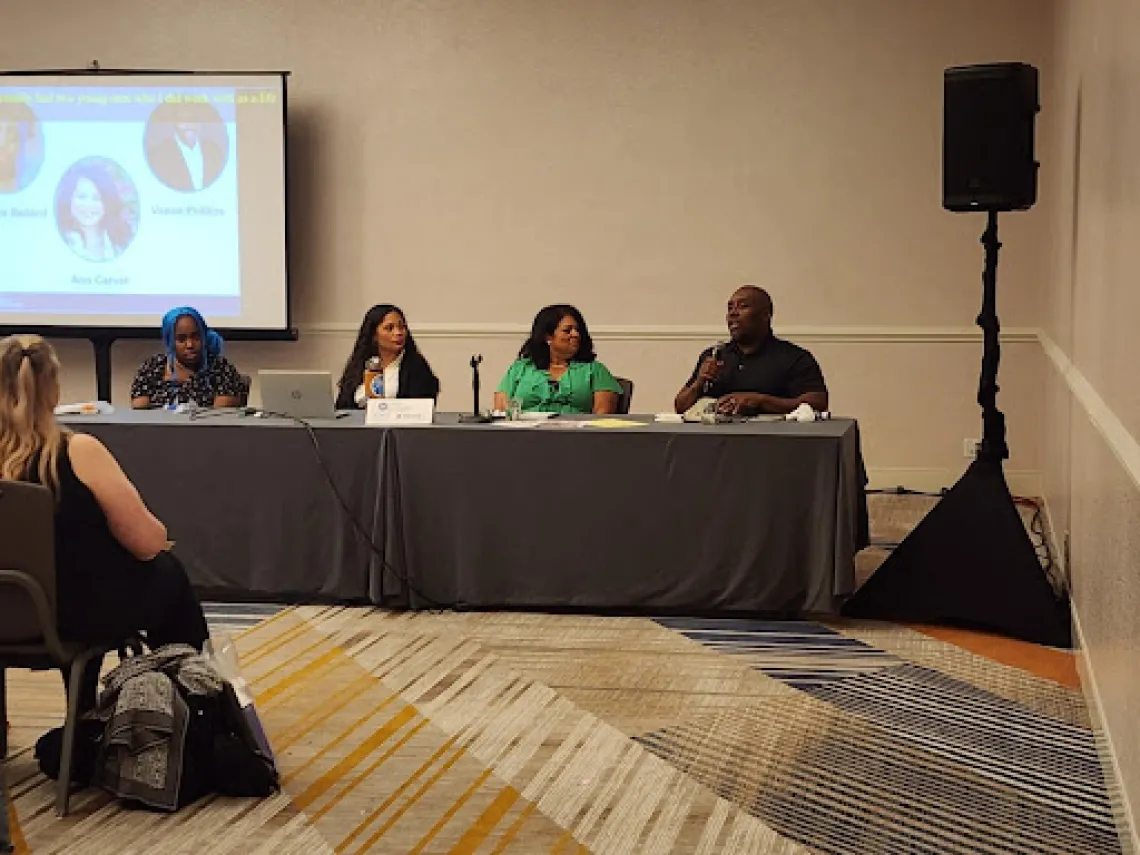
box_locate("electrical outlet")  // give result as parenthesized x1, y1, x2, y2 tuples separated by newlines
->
(963, 438, 981, 458)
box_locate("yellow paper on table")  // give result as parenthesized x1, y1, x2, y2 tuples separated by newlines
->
(581, 419, 644, 428)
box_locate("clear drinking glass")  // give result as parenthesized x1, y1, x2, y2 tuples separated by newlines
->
(507, 397, 523, 421)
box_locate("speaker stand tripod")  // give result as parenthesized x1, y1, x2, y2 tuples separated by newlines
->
(842, 210, 1072, 648)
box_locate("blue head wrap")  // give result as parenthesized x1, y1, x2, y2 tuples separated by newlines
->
(162, 306, 223, 375)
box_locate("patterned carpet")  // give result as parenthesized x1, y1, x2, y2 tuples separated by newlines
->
(1, 605, 1127, 854)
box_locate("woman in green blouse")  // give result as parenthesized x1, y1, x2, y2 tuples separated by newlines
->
(495, 305, 622, 414)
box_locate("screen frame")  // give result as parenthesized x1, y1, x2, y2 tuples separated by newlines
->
(0, 68, 296, 342)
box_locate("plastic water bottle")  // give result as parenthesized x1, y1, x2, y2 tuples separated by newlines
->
(364, 356, 385, 399)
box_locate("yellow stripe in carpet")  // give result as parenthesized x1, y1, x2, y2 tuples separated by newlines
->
(6, 794, 27, 855)
(486, 802, 538, 855)
(447, 785, 521, 854)
(348, 740, 469, 853)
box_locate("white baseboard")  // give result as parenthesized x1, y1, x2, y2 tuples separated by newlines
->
(866, 467, 1042, 498)
(1073, 608, 1140, 855)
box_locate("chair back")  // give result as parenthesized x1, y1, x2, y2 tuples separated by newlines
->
(0, 481, 57, 644)
(615, 377, 634, 415)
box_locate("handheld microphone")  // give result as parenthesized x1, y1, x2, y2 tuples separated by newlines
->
(704, 341, 727, 395)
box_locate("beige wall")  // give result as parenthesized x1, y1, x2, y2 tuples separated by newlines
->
(1045, 0, 1140, 844)
(9, 0, 1139, 836)
(2, 0, 1053, 481)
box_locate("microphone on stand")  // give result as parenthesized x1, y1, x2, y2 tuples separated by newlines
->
(471, 354, 482, 413)
(458, 354, 492, 423)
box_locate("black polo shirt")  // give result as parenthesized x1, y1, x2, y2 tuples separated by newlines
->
(687, 336, 827, 400)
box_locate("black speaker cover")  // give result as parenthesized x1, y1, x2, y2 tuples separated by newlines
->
(842, 459, 1072, 648)
(943, 63, 1039, 212)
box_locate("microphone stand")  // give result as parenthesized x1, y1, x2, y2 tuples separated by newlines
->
(458, 354, 492, 423)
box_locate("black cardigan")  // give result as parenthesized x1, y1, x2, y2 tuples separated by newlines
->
(336, 352, 441, 409)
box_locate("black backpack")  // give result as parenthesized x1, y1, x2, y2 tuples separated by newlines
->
(210, 683, 278, 799)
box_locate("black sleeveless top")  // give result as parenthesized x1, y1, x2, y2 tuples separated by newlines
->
(28, 436, 138, 595)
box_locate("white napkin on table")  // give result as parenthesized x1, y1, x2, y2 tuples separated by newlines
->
(785, 403, 817, 422)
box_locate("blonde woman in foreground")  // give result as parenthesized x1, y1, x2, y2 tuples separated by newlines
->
(0, 336, 208, 709)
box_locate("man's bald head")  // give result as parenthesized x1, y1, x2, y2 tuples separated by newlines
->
(727, 286, 773, 346)
(733, 286, 772, 314)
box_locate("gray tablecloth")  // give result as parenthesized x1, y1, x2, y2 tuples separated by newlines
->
(62, 410, 387, 602)
(61, 411, 867, 614)
(383, 415, 867, 614)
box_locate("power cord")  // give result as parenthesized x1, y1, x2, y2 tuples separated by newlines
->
(187, 407, 229, 421)
(1013, 496, 1065, 596)
(245, 409, 446, 609)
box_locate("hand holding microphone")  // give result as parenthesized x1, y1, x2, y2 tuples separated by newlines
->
(698, 342, 727, 392)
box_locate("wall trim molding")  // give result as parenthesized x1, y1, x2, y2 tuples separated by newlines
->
(1042, 331, 1140, 848)
(299, 322, 1042, 344)
(1040, 332, 1140, 496)
(1073, 609, 1140, 855)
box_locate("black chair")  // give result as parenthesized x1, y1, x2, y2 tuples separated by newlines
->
(0, 481, 122, 816)
(615, 377, 635, 415)
(239, 374, 252, 407)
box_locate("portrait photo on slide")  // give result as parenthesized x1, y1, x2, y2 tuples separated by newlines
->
(144, 100, 230, 193)
(54, 157, 140, 263)
(0, 100, 45, 194)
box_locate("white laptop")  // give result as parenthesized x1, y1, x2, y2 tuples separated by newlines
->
(258, 370, 337, 420)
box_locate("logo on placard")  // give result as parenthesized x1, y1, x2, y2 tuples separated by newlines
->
(291, 390, 302, 399)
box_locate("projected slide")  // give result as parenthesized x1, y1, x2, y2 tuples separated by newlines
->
(0, 73, 288, 331)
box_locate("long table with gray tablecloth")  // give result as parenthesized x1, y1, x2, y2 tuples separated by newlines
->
(61, 410, 868, 614)
(61, 410, 390, 602)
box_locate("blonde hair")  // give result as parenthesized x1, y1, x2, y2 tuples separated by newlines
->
(0, 335, 68, 494)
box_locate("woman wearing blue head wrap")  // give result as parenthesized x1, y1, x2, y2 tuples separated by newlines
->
(129, 307, 245, 409)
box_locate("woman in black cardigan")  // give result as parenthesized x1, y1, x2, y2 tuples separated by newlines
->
(335, 304, 440, 409)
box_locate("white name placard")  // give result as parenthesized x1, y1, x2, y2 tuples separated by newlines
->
(365, 398, 435, 426)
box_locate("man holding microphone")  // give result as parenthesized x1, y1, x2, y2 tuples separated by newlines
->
(674, 286, 829, 416)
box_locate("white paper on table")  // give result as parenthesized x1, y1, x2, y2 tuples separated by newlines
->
(536, 420, 590, 429)
(54, 401, 114, 415)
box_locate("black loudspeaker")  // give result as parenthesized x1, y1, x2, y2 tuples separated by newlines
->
(943, 63, 1039, 212)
